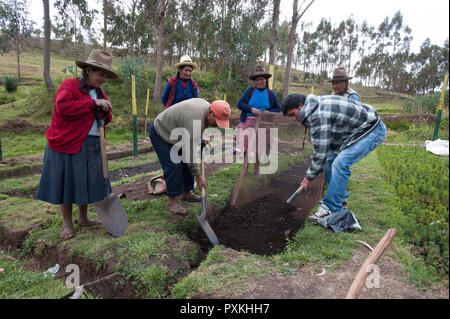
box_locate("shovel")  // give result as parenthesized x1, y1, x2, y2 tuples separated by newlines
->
(93, 108, 128, 237)
(286, 185, 306, 204)
(195, 148, 219, 246)
(230, 116, 261, 207)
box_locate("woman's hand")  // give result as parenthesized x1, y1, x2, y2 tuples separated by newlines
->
(96, 99, 112, 113)
(251, 108, 262, 117)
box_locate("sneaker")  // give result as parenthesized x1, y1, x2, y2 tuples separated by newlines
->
(307, 206, 332, 223)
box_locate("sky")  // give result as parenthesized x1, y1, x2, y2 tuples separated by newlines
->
(29, 0, 449, 53)
(279, 0, 449, 52)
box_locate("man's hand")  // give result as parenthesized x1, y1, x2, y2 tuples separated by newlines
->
(300, 177, 311, 190)
(96, 99, 112, 113)
(197, 175, 206, 190)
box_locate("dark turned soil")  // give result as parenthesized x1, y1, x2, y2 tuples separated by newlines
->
(209, 195, 299, 256)
(190, 157, 325, 256)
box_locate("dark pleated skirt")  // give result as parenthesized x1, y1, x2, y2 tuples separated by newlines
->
(36, 136, 111, 206)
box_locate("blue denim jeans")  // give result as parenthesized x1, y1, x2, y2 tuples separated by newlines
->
(322, 122, 386, 212)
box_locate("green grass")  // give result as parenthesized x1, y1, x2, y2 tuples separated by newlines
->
(171, 150, 447, 298)
(171, 247, 273, 299)
(0, 132, 47, 159)
(0, 196, 60, 230)
(0, 174, 40, 195)
(0, 254, 71, 299)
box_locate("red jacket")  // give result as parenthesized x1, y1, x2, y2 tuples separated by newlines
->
(46, 78, 112, 154)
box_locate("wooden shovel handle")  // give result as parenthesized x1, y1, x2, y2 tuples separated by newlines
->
(95, 108, 108, 179)
(98, 126, 108, 179)
(201, 157, 205, 198)
(345, 229, 397, 299)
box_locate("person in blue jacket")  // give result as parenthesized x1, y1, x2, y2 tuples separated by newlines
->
(236, 65, 281, 155)
(161, 55, 199, 109)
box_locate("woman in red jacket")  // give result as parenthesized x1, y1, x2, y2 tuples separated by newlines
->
(36, 50, 118, 240)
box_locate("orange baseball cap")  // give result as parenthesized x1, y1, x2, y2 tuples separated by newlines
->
(210, 100, 231, 129)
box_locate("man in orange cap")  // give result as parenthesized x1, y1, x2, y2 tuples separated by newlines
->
(149, 98, 230, 215)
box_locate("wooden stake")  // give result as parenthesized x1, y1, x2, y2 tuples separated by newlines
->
(345, 228, 397, 299)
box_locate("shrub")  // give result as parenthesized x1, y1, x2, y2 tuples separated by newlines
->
(119, 56, 146, 91)
(0, 92, 16, 105)
(2, 74, 19, 92)
(403, 91, 449, 114)
(377, 145, 449, 275)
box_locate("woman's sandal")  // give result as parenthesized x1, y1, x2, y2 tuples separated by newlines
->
(60, 225, 75, 240)
(168, 205, 188, 216)
(75, 219, 102, 227)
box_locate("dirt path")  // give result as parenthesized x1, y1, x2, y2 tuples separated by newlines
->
(237, 248, 448, 299)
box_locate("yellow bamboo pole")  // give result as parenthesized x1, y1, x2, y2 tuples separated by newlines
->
(131, 75, 137, 156)
(269, 64, 274, 90)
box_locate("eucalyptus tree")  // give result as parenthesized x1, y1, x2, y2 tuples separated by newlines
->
(343, 16, 358, 75)
(53, 0, 97, 52)
(283, 0, 315, 97)
(153, 0, 166, 100)
(0, 0, 34, 81)
(43, 0, 54, 94)
(269, 0, 280, 80)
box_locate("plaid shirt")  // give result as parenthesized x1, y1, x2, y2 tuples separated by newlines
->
(300, 95, 380, 180)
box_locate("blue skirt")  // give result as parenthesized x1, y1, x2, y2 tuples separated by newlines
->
(36, 136, 111, 206)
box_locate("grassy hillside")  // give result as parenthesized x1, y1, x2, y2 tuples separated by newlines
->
(0, 49, 448, 300)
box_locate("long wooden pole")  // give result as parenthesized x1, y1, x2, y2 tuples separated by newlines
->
(131, 75, 137, 157)
(345, 229, 397, 299)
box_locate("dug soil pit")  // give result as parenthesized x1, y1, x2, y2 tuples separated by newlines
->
(206, 196, 299, 255)
(191, 158, 325, 256)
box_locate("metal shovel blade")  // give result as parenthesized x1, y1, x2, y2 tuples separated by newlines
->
(93, 193, 128, 237)
(196, 214, 219, 246)
(197, 195, 219, 246)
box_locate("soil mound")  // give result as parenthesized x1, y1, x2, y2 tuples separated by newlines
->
(0, 119, 48, 133)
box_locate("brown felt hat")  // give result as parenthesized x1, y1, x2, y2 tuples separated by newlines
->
(327, 67, 353, 82)
(76, 49, 118, 79)
(249, 65, 272, 81)
(175, 55, 197, 70)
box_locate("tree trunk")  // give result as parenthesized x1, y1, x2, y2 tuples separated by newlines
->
(130, 0, 136, 57)
(16, 37, 21, 82)
(103, 0, 107, 49)
(269, 0, 281, 81)
(283, 0, 315, 98)
(43, 0, 54, 95)
(153, 0, 166, 100)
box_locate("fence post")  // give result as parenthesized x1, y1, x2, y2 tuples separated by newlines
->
(143, 88, 149, 139)
(433, 73, 448, 141)
(131, 75, 137, 157)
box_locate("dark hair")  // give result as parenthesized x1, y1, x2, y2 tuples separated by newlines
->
(79, 67, 104, 99)
(281, 94, 306, 115)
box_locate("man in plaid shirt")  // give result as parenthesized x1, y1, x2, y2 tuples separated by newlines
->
(281, 94, 387, 222)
